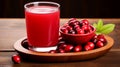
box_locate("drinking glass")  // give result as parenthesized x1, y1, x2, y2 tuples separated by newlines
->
(24, 1, 60, 52)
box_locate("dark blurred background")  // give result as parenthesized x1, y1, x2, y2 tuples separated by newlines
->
(0, 0, 120, 18)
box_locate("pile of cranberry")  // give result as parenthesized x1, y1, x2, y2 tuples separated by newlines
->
(60, 18, 93, 34)
(49, 18, 107, 53)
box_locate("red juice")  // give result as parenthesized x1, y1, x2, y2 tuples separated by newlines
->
(25, 6, 60, 47)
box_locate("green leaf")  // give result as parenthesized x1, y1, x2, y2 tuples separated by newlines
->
(93, 19, 115, 34)
(96, 32, 102, 35)
(97, 19, 103, 31)
(99, 24, 115, 34)
(93, 23, 97, 28)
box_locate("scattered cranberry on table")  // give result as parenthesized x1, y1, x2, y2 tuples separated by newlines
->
(12, 54, 21, 64)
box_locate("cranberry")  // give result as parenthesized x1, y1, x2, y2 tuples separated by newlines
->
(61, 27, 68, 34)
(58, 49, 65, 53)
(68, 18, 76, 22)
(74, 45, 82, 52)
(12, 54, 21, 64)
(64, 44, 74, 52)
(82, 25, 91, 34)
(79, 21, 83, 27)
(91, 35, 98, 44)
(89, 42, 95, 49)
(69, 30, 75, 34)
(82, 25, 88, 30)
(96, 41, 104, 48)
(68, 19, 79, 27)
(87, 26, 93, 33)
(97, 34, 107, 44)
(97, 34, 104, 39)
(98, 37, 107, 44)
(92, 38, 98, 44)
(69, 21, 78, 26)
(80, 19, 89, 25)
(84, 45, 91, 51)
(49, 50, 57, 53)
(63, 23, 69, 27)
(92, 35, 98, 39)
(84, 42, 95, 51)
(76, 28, 84, 34)
(74, 25, 80, 29)
(82, 25, 92, 33)
(75, 21, 80, 25)
(65, 25, 73, 31)
(58, 43, 67, 49)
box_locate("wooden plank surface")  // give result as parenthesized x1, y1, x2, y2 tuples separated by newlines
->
(0, 51, 120, 67)
(0, 18, 120, 67)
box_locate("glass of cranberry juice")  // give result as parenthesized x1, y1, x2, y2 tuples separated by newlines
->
(24, 2, 60, 51)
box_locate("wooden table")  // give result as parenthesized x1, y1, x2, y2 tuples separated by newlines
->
(0, 18, 120, 67)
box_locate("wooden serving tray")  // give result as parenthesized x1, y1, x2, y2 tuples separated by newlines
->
(14, 35, 114, 62)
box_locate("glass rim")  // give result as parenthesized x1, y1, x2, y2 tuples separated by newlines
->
(24, 1, 60, 9)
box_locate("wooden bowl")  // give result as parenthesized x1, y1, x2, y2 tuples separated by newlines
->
(60, 25, 96, 44)
(14, 35, 114, 62)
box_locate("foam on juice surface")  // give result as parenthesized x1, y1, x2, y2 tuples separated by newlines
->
(27, 6, 58, 14)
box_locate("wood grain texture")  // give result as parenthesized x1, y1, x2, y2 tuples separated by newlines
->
(0, 18, 120, 67)
(0, 51, 120, 67)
